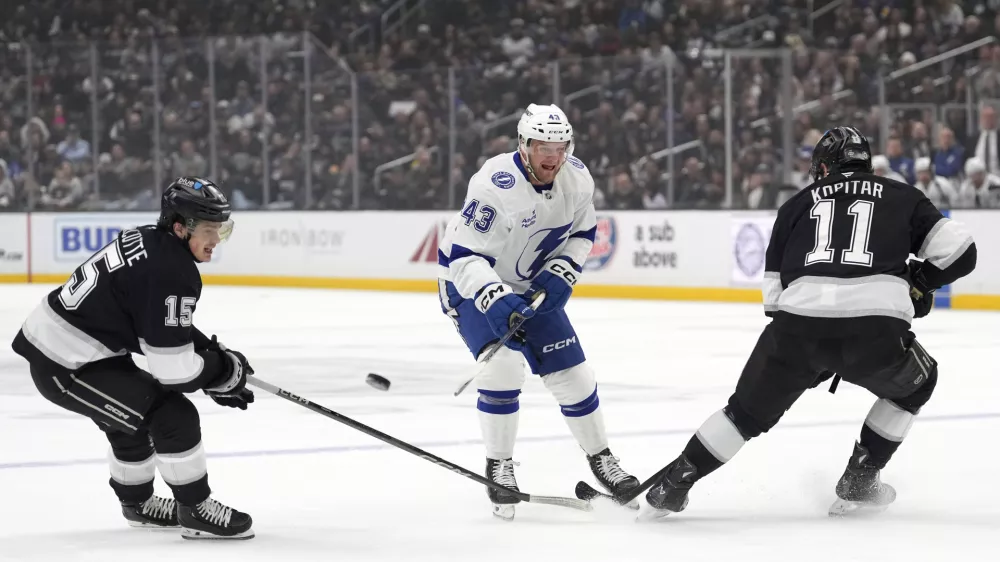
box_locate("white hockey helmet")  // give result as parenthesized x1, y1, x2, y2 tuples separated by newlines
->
(517, 103, 574, 154)
(965, 156, 986, 175)
(915, 157, 931, 173)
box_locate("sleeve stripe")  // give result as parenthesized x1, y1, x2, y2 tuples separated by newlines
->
(442, 244, 498, 268)
(138, 338, 205, 385)
(918, 218, 974, 270)
(917, 218, 946, 257)
(569, 225, 597, 242)
(762, 271, 782, 309)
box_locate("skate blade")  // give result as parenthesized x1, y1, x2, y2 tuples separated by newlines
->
(637, 496, 688, 522)
(828, 498, 891, 518)
(127, 520, 180, 530)
(492, 503, 515, 521)
(181, 527, 255, 540)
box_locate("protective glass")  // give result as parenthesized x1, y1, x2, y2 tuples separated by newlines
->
(528, 141, 570, 158)
(190, 219, 234, 243)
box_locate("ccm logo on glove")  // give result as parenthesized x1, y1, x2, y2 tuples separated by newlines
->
(476, 282, 510, 313)
(548, 260, 578, 286)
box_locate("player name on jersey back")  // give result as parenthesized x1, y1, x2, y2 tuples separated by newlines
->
(810, 176, 883, 202)
(119, 228, 149, 266)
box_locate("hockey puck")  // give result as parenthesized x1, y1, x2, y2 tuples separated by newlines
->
(366, 373, 391, 391)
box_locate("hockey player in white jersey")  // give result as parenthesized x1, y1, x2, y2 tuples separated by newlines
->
(437, 104, 639, 520)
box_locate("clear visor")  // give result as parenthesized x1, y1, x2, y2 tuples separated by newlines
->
(188, 219, 234, 243)
(527, 140, 570, 158)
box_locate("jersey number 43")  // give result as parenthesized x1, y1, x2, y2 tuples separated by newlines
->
(461, 199, 497, 233)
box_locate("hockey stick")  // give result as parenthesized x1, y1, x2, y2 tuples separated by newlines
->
(247, 375, 591, 513)
(453, 291, 546, 397)
(574, 464, 673, 507)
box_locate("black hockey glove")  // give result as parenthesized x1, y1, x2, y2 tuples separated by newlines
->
(206, 387, 255, 410)
(204, 336, 255, 410)
(906, 260, 935, 319)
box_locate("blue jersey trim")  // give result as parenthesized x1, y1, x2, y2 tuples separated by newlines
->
(569, 225, 597, 243)
(440, 244, 497, 268)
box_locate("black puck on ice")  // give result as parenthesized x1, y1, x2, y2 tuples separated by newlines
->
(366, 373, 391, 391)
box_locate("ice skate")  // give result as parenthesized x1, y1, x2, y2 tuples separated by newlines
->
(641, 454, 697, 521)
(829, 442, 896, 517)
(587, 448, 640, 509)
(178, 497, 254, 540)
(486, 458, 520, 521)
(122, 495, 178, 529)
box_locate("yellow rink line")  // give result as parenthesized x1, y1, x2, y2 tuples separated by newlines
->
(4, 274, 999, 310)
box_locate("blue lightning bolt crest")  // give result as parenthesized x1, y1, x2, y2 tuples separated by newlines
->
(515, 223, 572, 280)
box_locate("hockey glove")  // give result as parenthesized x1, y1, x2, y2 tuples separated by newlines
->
(206, 387, 255, 410)
(205, 336, 255, 410)
(906, 260, 935, 319)
(525, 256, 581, 315)
(476, 282, 535, 351)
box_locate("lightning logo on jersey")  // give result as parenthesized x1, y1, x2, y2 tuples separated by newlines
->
(516, 224, 572, 280)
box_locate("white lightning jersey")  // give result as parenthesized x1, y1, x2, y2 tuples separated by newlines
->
(438, 151, 597, 299)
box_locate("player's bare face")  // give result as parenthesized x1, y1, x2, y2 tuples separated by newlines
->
(526, 141, 568, 184)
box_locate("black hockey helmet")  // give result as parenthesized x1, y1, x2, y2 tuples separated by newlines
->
(809, 126, 874, 181)
(157, 176, 232, 233)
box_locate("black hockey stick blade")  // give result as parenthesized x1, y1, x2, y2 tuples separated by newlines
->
(453, 291, 546, 397)
(248, 375, 591, 513)
(575, 463, 673, 507)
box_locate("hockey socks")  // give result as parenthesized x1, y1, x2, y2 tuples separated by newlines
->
(477, 390, 520, 460)
(858, 399, 916, 469)
(543, 364, 608, 455)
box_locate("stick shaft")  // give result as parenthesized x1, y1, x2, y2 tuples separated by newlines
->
(248, 375, 588, 512)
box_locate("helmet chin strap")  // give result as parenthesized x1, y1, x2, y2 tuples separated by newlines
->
(519, 143, 546, 184)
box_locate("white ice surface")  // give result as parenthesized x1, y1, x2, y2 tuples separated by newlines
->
(0, 285, 997, 561)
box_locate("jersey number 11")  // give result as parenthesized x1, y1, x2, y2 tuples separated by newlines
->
(805, 199, 875, 267)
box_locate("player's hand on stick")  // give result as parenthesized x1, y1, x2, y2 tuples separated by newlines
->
(906, 260, 935, 319)
(476, 283, 535, 351)
(206, 387, 255, 410)
(205, 336, 255, 409)
(525, 256, 580, 314)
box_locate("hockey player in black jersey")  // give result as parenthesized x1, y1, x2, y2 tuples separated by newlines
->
(641, 127, 977, 518)
(12, 177, 256, 540)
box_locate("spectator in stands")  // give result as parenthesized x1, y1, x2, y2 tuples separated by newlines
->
(907, 121, 933, 160)
(0, 131, 23, 181)
(0, 0, 992, 211)
(56, 125, 90, 164)
(791, 147, 813, 190)
(967, 104, 1000, 176)
(886, 136, 915, 184)
(914, 156, 957, 209)
(958, 156, 1000, 208)
(40, 161, 84, 210)
(873, 154, 907, 183)
(0, 159, 14, 208)
(934, 126, 965, 180)
(676, 156, 722, 208)
(171, 139, 207, 178)
(603, 170, 645, 210)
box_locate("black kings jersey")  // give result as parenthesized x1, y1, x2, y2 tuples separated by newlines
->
(16, 225, 214, 389)
(763, 171, 974, 335)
